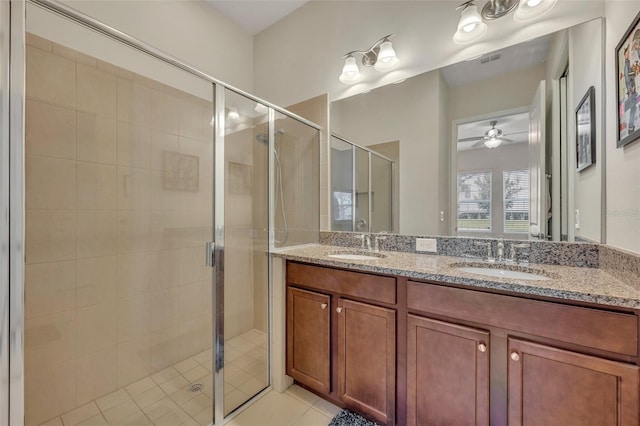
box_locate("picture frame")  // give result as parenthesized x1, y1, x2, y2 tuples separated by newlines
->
(576, 86, 596, 172)
(615, 9, 640, 148)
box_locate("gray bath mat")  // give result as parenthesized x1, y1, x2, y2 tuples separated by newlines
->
(329, 409, 380, 426)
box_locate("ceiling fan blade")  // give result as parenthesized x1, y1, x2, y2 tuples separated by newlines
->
(458, 136, 485, 142)
(503, 131, 528, 137)
(471, 139, 487, 148)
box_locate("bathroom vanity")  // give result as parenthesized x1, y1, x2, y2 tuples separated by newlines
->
(277, 245, 640, 426)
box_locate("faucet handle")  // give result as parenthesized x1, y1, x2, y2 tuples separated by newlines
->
(474, 241, 494, 261)
(508, 243, 531, 264)
(372, 232, 387, 252)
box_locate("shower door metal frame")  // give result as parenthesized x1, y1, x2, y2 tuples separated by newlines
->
(330, 133, 395, 233)
(7, 0, 26, 424)
(0, 1, 13, 424)
(6, 0, 323, 424)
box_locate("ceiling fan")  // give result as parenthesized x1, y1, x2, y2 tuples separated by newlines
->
(458, 120, 527, 149)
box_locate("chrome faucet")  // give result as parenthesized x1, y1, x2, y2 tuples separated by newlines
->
(358, 234, 372, 251)
(475, 241, 494, 262)
(496, 238, 504, 262)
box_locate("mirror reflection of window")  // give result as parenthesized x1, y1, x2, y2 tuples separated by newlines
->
(503, 170, 530, 233)
(457, 172, 492, 232)
(333, 191, 353, 221)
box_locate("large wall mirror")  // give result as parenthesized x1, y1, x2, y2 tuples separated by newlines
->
(330, 17, 605, 243)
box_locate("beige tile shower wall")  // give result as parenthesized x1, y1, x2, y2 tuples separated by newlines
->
(24, 34, 213, 425)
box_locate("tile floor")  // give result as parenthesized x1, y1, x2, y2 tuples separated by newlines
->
(226, 385, 340, 426)
(39, 330, 270, 426)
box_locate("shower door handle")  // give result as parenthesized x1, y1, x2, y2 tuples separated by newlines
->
(205, 241, 216, 267)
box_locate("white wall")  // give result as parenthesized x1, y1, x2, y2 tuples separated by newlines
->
(448, 63, 547, 122)
(605, 1, 640, 254)
(331, 70, 447, 235)
(569, 19, 604, 243)
(254, 1, 605, 107)
(55, 0, 254, 91)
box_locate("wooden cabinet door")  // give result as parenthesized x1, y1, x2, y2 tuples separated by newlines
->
(508, 338, 640, 426)
(406, 315, 489, 426)
(337, 298, 396, 425)
(286, 287, 331, 394)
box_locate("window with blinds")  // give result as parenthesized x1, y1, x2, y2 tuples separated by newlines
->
(457, 171, 492, 232)
(503, 169, 529, 233)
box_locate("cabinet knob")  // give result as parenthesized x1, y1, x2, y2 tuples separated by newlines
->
(478, 343, 487, 353)
(321, 303, 327, 310)
(510, 351, 520, 362)
(336, 307, 343, 313)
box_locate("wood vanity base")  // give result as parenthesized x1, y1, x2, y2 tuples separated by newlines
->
(285, 261, 640, 426)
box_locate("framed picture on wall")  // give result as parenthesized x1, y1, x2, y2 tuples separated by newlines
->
(576, 86, 596, 172)
(616, 10, 640, 148)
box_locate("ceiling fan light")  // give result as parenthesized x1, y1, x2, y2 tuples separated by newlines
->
(514, 0, 557, 22)
(339, 56, 361, 84)
(484, 137, 502, 149)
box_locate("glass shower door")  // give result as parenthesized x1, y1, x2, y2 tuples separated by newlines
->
(215, 89, 270, 418)
(23, 5, 215, 425)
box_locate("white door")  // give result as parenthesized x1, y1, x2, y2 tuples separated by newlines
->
(528, 81, 547, 240)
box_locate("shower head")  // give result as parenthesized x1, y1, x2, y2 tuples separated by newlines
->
(255, 129, 284, 145)
(256, 133, 269, 145)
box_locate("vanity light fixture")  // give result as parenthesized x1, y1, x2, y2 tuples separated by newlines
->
(227, 106, 240, 120)
(513, 0, 558, 22)
(453, 1, 487, 45)
(453, 0, 557, 44)
(254, 103, 268, 114)
(339, 34, 399, 84)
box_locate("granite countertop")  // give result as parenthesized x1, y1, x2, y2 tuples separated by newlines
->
(273, 244, 640, 310)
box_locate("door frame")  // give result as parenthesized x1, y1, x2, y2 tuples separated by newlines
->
(450, 105, 529, 237)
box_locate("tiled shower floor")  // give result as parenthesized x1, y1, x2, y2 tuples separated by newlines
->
(39, 330, 268, 426)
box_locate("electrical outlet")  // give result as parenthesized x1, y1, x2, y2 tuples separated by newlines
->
(416, 238, 437, 253)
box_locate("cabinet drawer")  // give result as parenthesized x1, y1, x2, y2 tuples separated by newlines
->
(407, 281, 638, 356)
(288, 262, 396, 305)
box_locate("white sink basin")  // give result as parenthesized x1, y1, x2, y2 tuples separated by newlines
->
(327, 251, 386, 261)
(456, 266, 550, 281)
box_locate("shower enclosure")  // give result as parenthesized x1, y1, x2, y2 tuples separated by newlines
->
(330, 134, 395, 233)
(0, 1, 321, 424)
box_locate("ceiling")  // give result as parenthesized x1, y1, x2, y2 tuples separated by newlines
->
(206, 0, 310, 35)
(441, 33, 553, 88)
(457, 112, 529, 151)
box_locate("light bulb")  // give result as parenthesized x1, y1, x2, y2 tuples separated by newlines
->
(514, 0, 557, 21)
(339, 56, 361, 84)
(463, 22, 477, 33)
